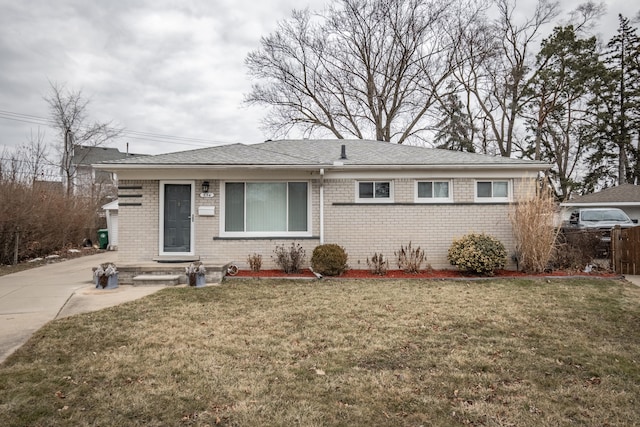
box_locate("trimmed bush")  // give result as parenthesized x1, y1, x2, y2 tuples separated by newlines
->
(448, 233, 507, 276)
(311, 244, 348, 276)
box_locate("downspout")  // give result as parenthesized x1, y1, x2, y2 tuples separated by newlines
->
(319, 168, 324, 245)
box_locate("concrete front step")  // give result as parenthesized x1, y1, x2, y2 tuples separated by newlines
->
(133, 274, 181, 286)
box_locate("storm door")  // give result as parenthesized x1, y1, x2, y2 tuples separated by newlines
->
(161, 182, 194, 255)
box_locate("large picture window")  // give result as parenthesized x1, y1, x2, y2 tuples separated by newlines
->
(224, 182, 309, 235)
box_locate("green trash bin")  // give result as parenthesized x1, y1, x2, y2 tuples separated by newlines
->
(98, 229, 109, 249)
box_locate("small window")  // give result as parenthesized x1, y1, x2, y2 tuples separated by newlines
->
(357, 181, 392, 202)
(416, 181, 451, 202)
(475, 180, 510, 202)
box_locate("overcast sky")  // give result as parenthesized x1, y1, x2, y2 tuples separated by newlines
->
(0, 0, 637, 157)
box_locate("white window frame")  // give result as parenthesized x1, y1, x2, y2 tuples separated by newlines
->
(414, 180, 453, 203)
(220, 180, 312, 238)
(474, 180, 511, 203)
(356, 180, 394, 203)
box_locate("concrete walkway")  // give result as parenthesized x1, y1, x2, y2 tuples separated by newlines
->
(0, 253, 164, 364)
(625, 275, 640, 287)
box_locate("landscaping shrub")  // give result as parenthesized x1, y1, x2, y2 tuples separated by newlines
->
(366, 253, 389, 276)
(448, 233, 507, 276)
(394, 242, 426, 273)
(0, 181, 104, 265)
(551, 229, 601, 270)
(247, 253, 262, 272)
(272, 242, 306, 273)
(509, 181, 559, 273)
(311, 244, 348, 276)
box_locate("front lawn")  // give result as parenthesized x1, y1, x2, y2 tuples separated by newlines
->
(1, 278, 639, 426)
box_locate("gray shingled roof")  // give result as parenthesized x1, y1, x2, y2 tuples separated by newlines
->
(74, 146, 145, 165)
(562, 184, 640, 205)
(98, 139, 547, 168)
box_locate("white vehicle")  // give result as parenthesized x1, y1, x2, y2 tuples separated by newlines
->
(563, 207, 635, 242)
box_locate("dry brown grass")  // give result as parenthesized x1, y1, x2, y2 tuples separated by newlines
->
(1, 278, 639, 426)
(510, 181, 559, 273)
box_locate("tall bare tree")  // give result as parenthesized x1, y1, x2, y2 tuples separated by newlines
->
(453, 0, 560, 157)
(245, 0, 475, 144)
(45, 82, 122, 195)
(18, 128, 50, 185)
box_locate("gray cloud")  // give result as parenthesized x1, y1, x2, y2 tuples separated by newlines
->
(0, 0, 637, 156)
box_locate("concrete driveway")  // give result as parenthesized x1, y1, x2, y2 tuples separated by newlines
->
(0, 253, 164, 364)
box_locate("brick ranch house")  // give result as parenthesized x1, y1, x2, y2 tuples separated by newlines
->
(95, 139, 548, 283)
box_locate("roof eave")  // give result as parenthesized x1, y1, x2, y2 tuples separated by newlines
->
(95, 162, 549, 171)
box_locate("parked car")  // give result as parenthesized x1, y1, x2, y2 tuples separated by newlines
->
(561, 207, 636, 257)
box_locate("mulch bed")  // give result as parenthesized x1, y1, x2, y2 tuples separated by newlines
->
(230, 268, 620, 280)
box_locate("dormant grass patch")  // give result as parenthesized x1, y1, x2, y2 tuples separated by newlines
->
(1, 278, 639, 426)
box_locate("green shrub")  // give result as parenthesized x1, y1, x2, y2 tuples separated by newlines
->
(311, 244, 348, 276)
(447, 233, 507, 276)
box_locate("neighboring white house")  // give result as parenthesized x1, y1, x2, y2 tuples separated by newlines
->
(560, 184, 640, 224)
(66, 145, 145, 196)
(94, 139, 549, 272)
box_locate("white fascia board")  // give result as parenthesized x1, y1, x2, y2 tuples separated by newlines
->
(101, 161, 548, 180)
(93, 163, 318, 171)
(115, 167, 321, 181)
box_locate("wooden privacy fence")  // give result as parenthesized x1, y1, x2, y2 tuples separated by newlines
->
(611, 226, 640, 275)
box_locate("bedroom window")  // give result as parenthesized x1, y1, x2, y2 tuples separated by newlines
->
(415, 181, 451, 202)
(224, 182, 309, 235)
(357, 181, 392, 202)
(475, 180, 510, 202)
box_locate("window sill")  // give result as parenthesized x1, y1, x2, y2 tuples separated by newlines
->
(332, 202, 510, 206)
(214, 236, 320, 241)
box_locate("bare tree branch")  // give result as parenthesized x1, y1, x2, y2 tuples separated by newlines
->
(45, 81, 122, 195)
(245, 0, 473, 144)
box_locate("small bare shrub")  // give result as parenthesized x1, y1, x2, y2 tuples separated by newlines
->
(509, 181, 560, 273)
(247, 253, 262, 272)
(551, 230, 601, 270)
(272, 242, 306, 274)
(394, 242, 425, 273)
(366, 253, 389, 276)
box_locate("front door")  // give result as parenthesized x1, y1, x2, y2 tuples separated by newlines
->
(162, 182, 194, 254)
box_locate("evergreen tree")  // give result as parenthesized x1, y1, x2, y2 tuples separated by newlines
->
(527, 26, 602, 200)
(585, 15, 640, 187)
(433, 92, 475, 152)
